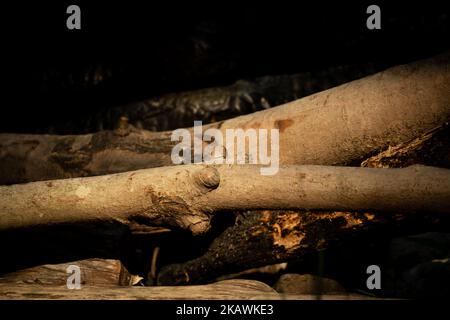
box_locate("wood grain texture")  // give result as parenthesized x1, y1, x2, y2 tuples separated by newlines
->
(0, 280, 380, 300)
(0, 259, 128, 286)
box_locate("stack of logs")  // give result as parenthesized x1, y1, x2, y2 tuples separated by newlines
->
(0, 52, 449, 299)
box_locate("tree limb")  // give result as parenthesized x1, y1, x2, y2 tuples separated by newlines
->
(157, 126, 450, 285)
(1, 164, 449, 236)
(0, 53, 449, 184)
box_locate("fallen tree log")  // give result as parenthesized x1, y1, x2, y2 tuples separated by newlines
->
(0, 279, 275, 300)
(90, 63, 381, 132)
(157, 126, 450, 285)
(1, 53, 449, 285)
(0, 259, 136, 286)
(0, 52, 449, 185)
(1, 165, 449, 236)
(157, 208, 450, 286)
(0, 280, 378, 300)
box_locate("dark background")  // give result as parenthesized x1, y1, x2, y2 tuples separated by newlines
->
(1, 1, 449, 133)
(0, 1, 449, 301)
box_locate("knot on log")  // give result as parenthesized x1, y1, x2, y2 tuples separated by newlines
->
(184, 215, 212, 235)
(193, 166, 220, 191)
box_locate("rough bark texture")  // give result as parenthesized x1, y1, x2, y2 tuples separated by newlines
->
(1, 53, 449, 185)
(361, 124, 450, 169)
(1, 164, 448, 237)
(0, 127, 174, 185)
(156, 210, 395, 285)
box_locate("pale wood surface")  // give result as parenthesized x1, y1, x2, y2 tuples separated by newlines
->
(0, 280, 380, 300)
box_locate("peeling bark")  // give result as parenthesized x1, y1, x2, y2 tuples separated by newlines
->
(156, 210, 410, 285)
(0, 128, 175, 185)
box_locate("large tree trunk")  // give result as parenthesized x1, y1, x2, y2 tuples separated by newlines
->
(85, 63, 382, 133)
(0, 52, 449, 185)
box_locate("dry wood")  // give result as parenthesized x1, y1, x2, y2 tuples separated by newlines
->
(0, 53, 449, 286)
(1, 164, 448, 236)
(0, 279, 275, 300)
(0, 280, 378, 300)
(0, 53, 449, 185)
(157, 125, 450, 285)
(0, 259, 135, 286)
(40, 64, 381, 133)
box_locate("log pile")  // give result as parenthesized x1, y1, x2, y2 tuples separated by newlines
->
(0, 52, 449, 299)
